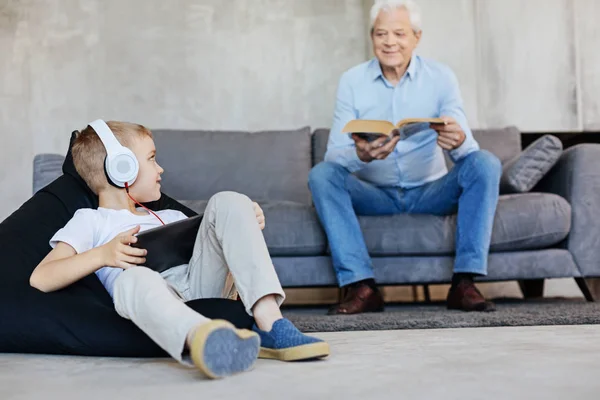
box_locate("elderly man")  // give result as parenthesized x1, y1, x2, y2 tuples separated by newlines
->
(309, 0, 501, 315)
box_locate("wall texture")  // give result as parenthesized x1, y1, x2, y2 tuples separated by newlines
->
(576, 0, 600, 130)
(0, 0, 366, 220)
(395, 0, 600, 132)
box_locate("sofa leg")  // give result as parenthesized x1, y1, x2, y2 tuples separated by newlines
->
(519, 279, 545, 299)
(422, 285, 431, 303)
(412, 285, 419, 302)
(586, 278, 600, 300)
(575, 278, 596, 302)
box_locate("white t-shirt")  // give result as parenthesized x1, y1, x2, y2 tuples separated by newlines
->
(50, 207, 188, 298)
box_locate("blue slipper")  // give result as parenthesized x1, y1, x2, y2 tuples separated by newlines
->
(190, 320, 260, 379)
(252, 318, 330, 361)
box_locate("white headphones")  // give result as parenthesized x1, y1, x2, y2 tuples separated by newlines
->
(88, 119, 139, 188)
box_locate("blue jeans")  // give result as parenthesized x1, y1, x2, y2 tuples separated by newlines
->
(308, 150, 502, 287)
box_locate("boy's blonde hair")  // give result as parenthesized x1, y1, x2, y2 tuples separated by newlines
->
(72, 121, 152, 194)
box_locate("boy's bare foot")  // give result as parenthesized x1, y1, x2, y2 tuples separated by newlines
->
(189, 320, 260, 379)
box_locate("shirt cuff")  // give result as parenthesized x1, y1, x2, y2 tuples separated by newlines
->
(449, 138, 475, 162)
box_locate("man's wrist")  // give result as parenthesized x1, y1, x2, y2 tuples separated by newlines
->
(454, 133, 466, 149)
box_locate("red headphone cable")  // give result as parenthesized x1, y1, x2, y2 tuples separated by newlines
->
(125, 183, 166, 226)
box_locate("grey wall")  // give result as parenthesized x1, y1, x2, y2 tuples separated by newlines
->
(1, 0, 599, 222)
(0, 0, 366, 220)
(390, 0, 600, 131)
(576, 0, 600, 130)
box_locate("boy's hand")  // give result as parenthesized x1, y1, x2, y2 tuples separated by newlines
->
(253, 202, 265, 230)
(100, 226, 147, 269)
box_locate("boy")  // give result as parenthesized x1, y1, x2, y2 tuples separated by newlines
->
(30, 120, 329, 379)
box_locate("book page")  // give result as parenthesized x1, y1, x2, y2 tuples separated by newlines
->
(395, 117, 445, 128)
(398, 122, 431, 140)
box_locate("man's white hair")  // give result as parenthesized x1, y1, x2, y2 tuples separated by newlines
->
(370, 0, 422, 33)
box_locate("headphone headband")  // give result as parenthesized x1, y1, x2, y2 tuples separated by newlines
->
(87, 119, 139, 188)
(88, 119, 123, 155)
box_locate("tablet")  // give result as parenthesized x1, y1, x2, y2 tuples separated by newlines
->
(131, 214, 203, 273)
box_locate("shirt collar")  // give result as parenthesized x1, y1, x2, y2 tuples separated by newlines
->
(369, 54, 419, 82)
(406, 54, 418, 80)
(368, 58, 384, 81)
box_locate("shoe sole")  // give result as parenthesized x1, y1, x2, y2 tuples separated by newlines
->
(259, 342, 330, 361)
(190, 320, 260, 379)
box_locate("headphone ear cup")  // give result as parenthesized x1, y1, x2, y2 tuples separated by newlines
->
(105, 149, 139, 188)
(104, 156, 120, 188)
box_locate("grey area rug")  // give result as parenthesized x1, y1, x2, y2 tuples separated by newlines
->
(283, 298, 600, 332)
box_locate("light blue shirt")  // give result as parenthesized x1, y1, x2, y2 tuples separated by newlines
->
(325, 55, 479, 189)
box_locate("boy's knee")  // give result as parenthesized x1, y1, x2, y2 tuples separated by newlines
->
(208, 191, 252, 210)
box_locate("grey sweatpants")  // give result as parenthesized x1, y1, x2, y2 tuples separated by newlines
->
(112, 191, 286, 362)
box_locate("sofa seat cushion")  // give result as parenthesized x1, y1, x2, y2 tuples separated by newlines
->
(183, 193, 570, 257)
(359, 193, 571, 256)
(180, 200, 327, 256)
(272, 249, 579, 287)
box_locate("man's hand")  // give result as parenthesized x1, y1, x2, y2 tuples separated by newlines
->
(352, 134, 401, 163)
(253, 202, 265, 230)
(431, 116, 466, 150)
(100, 226, 147, 269)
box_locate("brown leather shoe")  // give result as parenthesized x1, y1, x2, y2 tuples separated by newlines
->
(328, 284, 385, 315)
(447, 280, 496, 312)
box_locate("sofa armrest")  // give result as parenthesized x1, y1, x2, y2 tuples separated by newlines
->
(535, 144, 600, 277)
(33, 154, 65, 195)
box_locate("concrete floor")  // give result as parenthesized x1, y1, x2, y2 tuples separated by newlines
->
(1, 325, 599, 400)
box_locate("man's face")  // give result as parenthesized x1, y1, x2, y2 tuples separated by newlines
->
(371, 7, 421, 70)
(128, 135, 164, 203)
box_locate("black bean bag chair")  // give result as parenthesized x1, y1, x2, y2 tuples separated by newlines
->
(0, 133, 253, 356)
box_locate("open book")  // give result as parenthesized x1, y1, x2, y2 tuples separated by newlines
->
(342, 117, 445, 142)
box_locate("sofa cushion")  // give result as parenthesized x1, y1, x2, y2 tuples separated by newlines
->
(184, 193, 570, 258)
(33, 154, 65, 194)
(180, 200, 327, 256)
(500, 135, 563, 194)
(272, 249, 579, 287)
(471, 126, 522, 164)
(152, 127, 312, 204)
(312, 128, 330, 166)
(359, 193, 571, 256)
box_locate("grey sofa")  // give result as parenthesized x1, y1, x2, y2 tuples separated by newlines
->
(33, 126, 600, 300)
